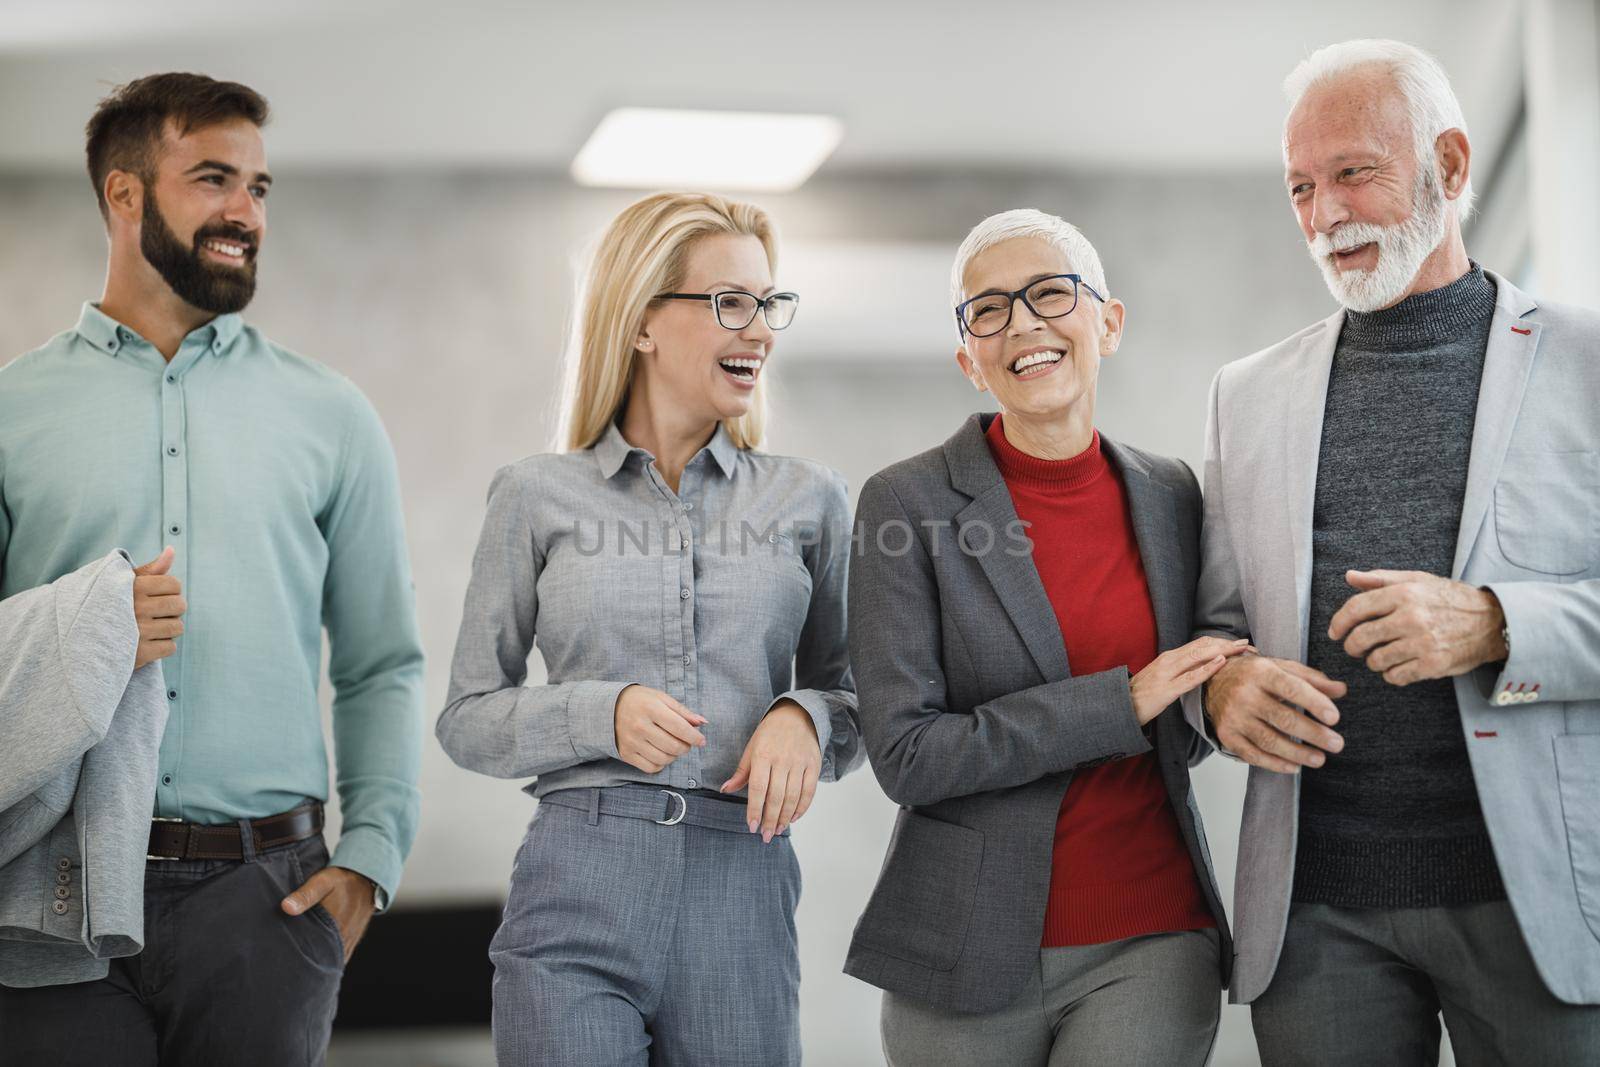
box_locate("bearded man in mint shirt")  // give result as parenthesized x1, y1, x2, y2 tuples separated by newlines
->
(0, 73, 424, 1065)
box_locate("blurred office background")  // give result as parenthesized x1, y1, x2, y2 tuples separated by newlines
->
(3, 1, 1597, 1063)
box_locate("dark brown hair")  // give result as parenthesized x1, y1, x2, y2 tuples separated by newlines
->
(84, 72, 270, 219)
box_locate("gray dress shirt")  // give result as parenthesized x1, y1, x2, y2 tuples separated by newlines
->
(437, 422, 862, 797)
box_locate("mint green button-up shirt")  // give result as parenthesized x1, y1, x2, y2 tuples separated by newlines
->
(0, 303, 424, 906)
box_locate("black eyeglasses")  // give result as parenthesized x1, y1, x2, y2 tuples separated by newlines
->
(954, 273, 1106, 338)
(659, 290, 800, 331)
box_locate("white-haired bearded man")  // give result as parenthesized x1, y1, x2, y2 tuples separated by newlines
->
(1185, 37, 1600, 1064)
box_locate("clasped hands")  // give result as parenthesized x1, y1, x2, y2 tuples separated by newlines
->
(613, 685, 821, 842)
(1205, 569, 1507, 774)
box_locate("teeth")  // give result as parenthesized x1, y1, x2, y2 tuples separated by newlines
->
(205, 239, 246, 257)
(1010, 350, 1064, 373)
(719, 358, 761, 370)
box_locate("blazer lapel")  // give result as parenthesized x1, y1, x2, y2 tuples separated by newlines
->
(1103, 437, 1183, 654)
(945, 414, 1072, 683)
(1280, 311, 1342, 659)
(1452, 271, 1541, 577)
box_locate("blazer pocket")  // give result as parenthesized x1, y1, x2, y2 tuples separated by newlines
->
(855, 808, 985, 972)
(1494, 451, 1599, 576)
(1554, 734, 1600, 942)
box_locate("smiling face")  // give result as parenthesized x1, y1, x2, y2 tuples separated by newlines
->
(635, 232, 777, 425)
(1284, 66, 1452, 312)
(134, 117, 271, 313)
(128, 119, 268, 315)
(954, 236, 1123, 423)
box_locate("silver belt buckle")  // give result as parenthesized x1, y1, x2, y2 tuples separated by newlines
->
(147, 816, 184, 861)
(654, 789, 687, 826)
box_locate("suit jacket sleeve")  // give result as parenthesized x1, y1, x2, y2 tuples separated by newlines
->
(849, 473, 1150, 809)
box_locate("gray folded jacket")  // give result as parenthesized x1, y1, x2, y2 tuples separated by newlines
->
(0, 549, 168, 987)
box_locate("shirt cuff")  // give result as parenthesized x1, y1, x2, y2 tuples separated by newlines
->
(767, 690, 833, 764)
(565, 680, 633, 762)
(330, 826, 404, 912)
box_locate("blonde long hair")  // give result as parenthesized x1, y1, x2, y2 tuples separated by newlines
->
(561, 192, 777, 452)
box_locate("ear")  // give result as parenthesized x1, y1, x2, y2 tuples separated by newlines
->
(1435, 128, 1471, 204)
(954, 347, 988, 394)
(1098, 298, 1127, 357)
(104, 169, 143, 227)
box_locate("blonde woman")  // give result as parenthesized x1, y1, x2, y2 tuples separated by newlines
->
(438, 192, 862, 1065)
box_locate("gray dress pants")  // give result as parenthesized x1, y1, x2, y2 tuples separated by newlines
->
(880, 927, 1222, 1066)
(1251, 900, 1600, 1066)
(490, 785, 803, 1067)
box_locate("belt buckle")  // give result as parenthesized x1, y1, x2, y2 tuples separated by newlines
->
(147, 816, 184, 861)
(654, 789, 687, 827)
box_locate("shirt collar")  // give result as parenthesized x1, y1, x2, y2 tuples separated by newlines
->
(591, 420, 740, 480)
(74, 302, 245, 358)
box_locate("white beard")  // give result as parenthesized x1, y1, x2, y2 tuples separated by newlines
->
(1307, 172, 1449, 313)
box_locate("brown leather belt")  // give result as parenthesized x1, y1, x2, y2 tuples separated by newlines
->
(147, 802, 323, 862)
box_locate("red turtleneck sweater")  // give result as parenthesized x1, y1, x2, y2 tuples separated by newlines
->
(985, 414, 1214, 947)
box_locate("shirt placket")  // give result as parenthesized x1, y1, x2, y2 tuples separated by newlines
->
(153, 330, 213, 816)
(645, 458, 705, 791)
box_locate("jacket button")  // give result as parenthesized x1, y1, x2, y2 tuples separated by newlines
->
(57, 858, 70, 871)
(55, 872, 69, 885)
(51, 901, 68, 915)
(1494, 692, 1514, 707)
(54, 886, 70, 900)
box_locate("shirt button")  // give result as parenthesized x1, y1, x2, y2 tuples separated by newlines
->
(162, 774, 173, 786)
(168, 689, 178, 700)
(682, 655, 691, 666)
(51, 901, 68, 915)
(167, 446, 179, 456)
(682, 503, 694, 512)
(768, 533, 778, 543)
(166, 374, 176, 384)
(679, 589, 690, 600)
(687, 778, 698, 789)
(681, 538, 690, 550)
(169, 524, 181, 535)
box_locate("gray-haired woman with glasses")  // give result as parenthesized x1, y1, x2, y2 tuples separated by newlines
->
(437, 191, 862, 1065)
(845, 208, 1240, 1065)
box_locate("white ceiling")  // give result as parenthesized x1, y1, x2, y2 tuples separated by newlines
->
(0, 0, 1523, 174)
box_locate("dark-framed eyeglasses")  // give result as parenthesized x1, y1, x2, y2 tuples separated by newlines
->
(954, 273, 1106, 338)
(659, 290, 800, 331)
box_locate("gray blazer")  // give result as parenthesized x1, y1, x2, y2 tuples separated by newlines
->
(1185, 270, 1600, 1005)
(844, 413, 1232, 1014)
(0, 550, 168, 988)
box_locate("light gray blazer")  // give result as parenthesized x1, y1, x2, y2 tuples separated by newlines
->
(1185, 270, 1600, 1005)
(845, 413, 1232, 1014)
(0, 549, 168, 988)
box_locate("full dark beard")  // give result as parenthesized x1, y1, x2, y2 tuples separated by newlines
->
(140, 192, 258, 314)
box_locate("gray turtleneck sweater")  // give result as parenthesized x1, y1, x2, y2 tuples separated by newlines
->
(1295, 262, 1507, 909)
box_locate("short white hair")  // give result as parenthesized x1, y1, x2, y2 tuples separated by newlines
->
(949, 208, 1109, 320)
(1284, 38, 1475, 220)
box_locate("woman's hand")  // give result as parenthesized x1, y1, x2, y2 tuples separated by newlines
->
(1130, 636, 1254, 725)
(614, 684, 706, 774)
(720, 700, 821, 842)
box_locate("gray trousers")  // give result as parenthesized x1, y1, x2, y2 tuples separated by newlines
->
(1252, 901, 1600, 1066)
(0, 834, 344, 1066)
(491, 785, 802, 1066)
(880, 928, 1222, 1066)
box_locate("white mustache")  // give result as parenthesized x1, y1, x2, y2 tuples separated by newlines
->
(1308, 222, 1391, 260)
